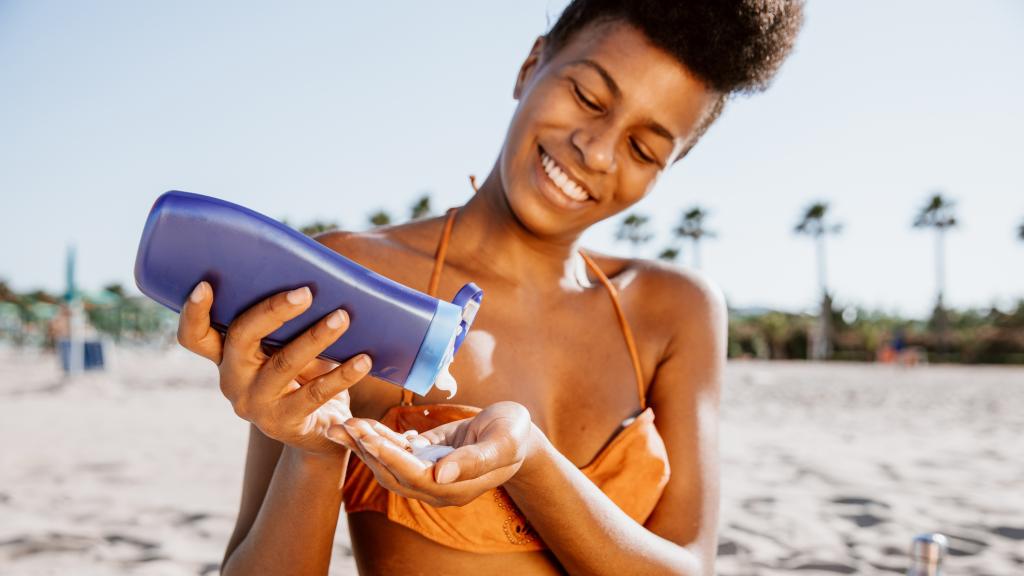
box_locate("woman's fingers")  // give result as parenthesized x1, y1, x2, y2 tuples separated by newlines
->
(223, 286, 313, 366)
(296, 357, 340, 385)
(363, 435, 431, 475)
(286, 354, 371, 415)
(177, 281, 224, 363)
(419, 419, 468, 447)
(256, 308, 350, 396)
(434, 436, 517, 484)
(367, 420, 412, 450)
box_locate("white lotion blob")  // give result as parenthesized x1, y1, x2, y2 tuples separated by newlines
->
(413, 444, 455, 463)
(433, 357, 458, 399)
(461, 329, 495, 381)
(405, 432, 455, 463)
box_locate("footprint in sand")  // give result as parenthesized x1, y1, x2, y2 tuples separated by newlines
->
(990, 526, 1024, 541)
(829, 496, 892, 529)
(740, 496, 776, 519)
(943, 532, 989, 557)
(716, 537, 750, 557)
(790, 561, 858, 574)
(0, 532, 98, 558)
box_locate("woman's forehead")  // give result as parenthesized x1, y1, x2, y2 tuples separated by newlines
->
(545, 20, 718, 145)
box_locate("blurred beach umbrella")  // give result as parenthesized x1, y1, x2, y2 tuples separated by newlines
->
(794, 201, 842, 360)
(409, 194, 433, 221)
(674, 206, 716, 269)
(912, 193, 957, 312)
(64, 245, 78, 303)
(368, 210, 393, 229)
(615, 212, 654, 256)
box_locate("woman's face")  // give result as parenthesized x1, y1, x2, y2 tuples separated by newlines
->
(499, 21, 719, 240)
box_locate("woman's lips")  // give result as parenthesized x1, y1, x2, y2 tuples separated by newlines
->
(535, 146, 594, 210)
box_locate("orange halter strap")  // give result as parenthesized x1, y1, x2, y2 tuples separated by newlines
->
(399, 175, 646, 409)
(578, 250, 647, 411)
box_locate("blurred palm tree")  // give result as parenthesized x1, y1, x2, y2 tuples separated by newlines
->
(795, 201, 842, 360)
(912, 193, 957, 311)
(0, 279, 16, 303)
(1018, 217, 1024, 241)
(674, 206, 715, 269)
(615, 212, 654, 257)
(657, 247, 681, 262)
(409, 194, 433, 221)
(368, 210, 393, 228)
(102, 283, 126, 299)
(298, 221, 339, 236)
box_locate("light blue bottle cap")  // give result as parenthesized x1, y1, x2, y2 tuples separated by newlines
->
(404, 300, 462, 396)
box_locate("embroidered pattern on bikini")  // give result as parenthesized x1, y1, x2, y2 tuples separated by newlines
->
(493, 488, 537, 545)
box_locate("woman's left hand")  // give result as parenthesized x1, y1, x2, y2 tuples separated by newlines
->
(329, 401, 535, 507)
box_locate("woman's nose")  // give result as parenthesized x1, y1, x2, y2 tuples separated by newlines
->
(570, 124, 617, 174)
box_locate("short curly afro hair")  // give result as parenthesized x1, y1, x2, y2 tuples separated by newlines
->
(544, 0, 805, 95)
(543, 0, 803, 156)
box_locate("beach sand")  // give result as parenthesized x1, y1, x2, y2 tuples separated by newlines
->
(1, 347, 1021, 575)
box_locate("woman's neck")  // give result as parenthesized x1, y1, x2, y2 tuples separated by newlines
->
(445, 166, 586, 293)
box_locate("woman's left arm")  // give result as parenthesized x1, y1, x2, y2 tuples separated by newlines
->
(504, 273, 725, 576)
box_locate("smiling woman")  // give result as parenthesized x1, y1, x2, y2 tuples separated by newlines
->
(173, 1, 804, 575)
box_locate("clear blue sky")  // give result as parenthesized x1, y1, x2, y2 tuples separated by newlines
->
(2, 0, 1022, 318)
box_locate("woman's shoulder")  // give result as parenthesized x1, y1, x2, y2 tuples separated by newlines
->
(588, 251, 727, 340)
(312, 216, 447, 268)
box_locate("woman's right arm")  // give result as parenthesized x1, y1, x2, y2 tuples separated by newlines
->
(176, 281, 371, 575)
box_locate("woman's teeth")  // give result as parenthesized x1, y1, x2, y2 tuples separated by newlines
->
(541, 152, 590, 202)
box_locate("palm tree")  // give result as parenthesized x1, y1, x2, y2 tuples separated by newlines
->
(657, 246, 680, 262)
(912, 193, 957, 311)
(298, 221, 339, 236)
(615, 212, 654, 257)
(794, 201, 842, 360)
(368, 210, 393, 228)
(409, 194, 432, 221)
(674, 206, 715, 269)
(0, 279, 16, 303)
(102, 283, 126, 299)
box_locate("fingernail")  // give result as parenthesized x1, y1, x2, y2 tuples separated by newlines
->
(287, 286, 311, 305)
(436, 461, 460, 484)
(190, 282, 206, 303)
(360, 439, 380, 458)
(354, 355, 371, 372)
(326, 310, 345, 329)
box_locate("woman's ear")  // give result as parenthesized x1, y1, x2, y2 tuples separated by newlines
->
(513, 36, 546, 100)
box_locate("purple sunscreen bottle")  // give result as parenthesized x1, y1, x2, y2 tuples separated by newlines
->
(133, 191, 482, 397)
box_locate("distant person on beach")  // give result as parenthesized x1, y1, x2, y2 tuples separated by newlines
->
(175, 2, 803, 574)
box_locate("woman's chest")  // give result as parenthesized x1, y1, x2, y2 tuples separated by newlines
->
(350, 299, 647, 466)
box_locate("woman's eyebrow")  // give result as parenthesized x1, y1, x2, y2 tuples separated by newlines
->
(568, 59, 621, 99)
(568, 59, 677, 145)
(644, 121, 676, 145)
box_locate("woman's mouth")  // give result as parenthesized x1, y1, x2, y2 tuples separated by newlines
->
(538, 147, 593, 207)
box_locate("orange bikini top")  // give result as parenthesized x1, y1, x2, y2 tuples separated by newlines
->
(342, 207, 671, 553)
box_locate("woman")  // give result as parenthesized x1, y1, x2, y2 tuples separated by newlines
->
(176, 2, 802, 574)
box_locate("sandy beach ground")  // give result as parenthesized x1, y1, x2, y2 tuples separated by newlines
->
(1, 346, 1021, 575)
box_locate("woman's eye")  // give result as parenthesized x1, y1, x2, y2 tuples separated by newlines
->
(629, 138, 656, 164)
(573, 83, 602, 112)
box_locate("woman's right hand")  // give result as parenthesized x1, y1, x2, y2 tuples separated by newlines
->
(176, 281, 372, 458)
